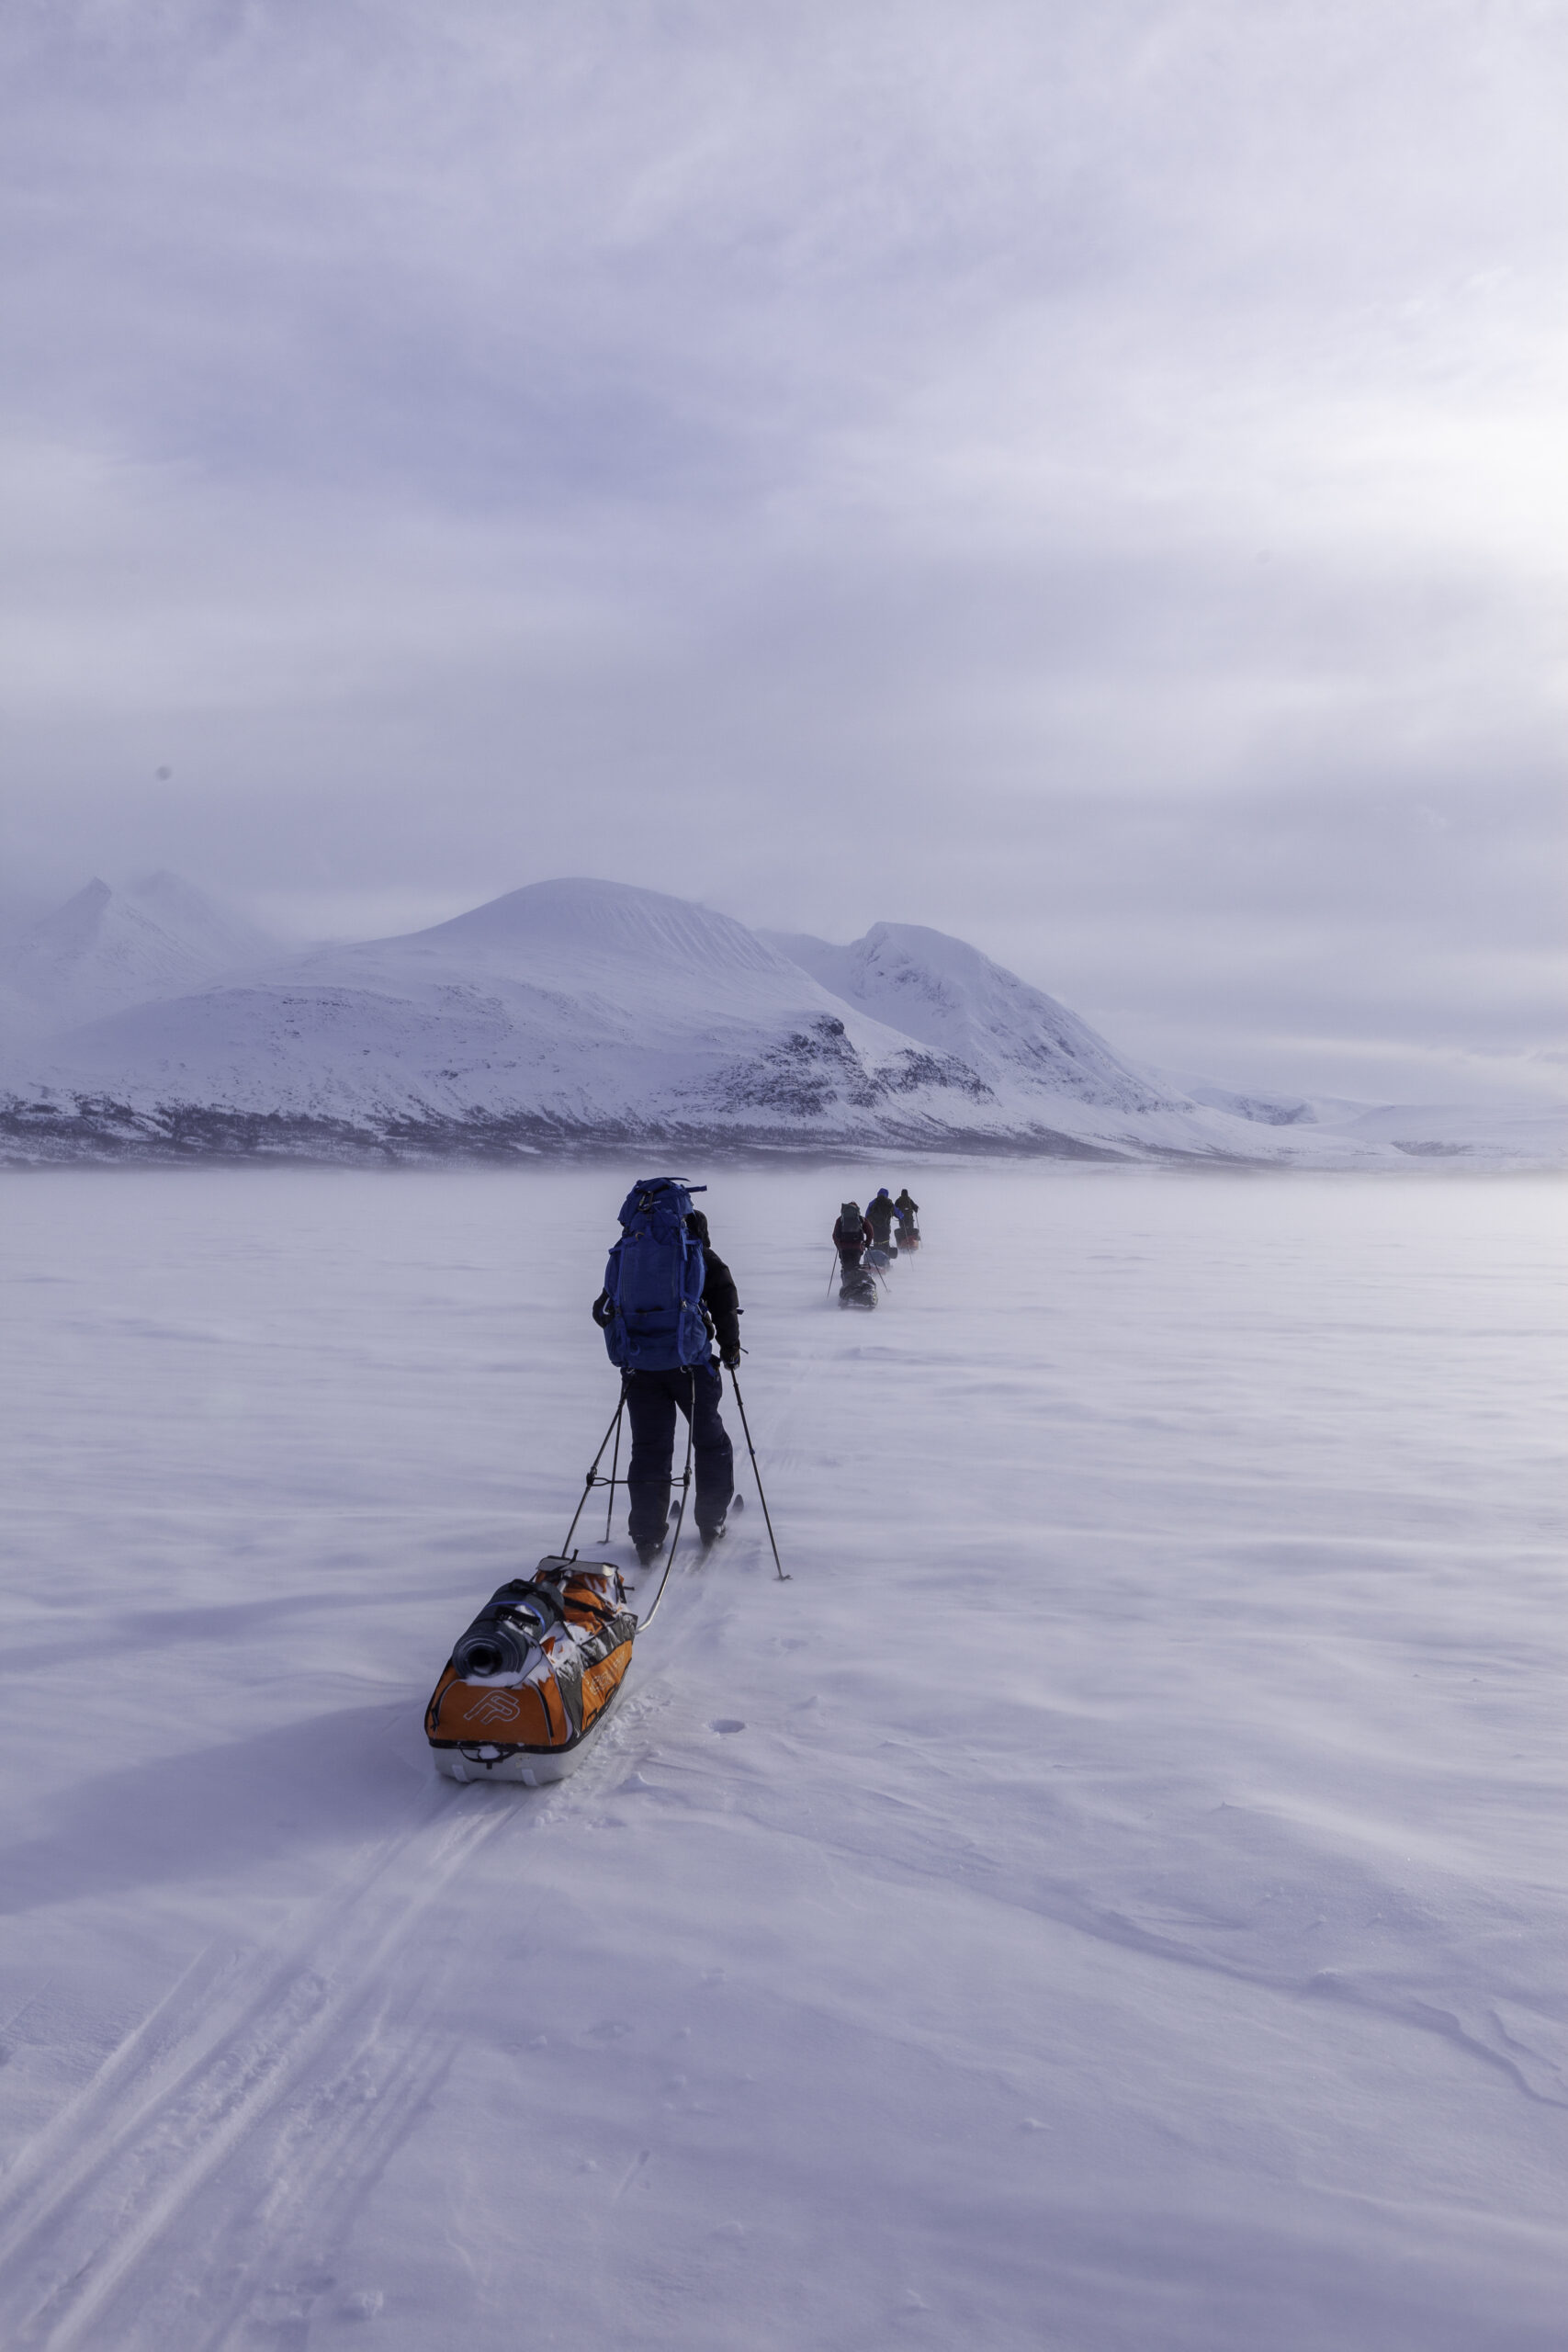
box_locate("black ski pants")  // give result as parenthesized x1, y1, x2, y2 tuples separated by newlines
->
(624, 1363, 734, 1544)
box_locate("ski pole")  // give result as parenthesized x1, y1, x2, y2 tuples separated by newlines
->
(727, 1367, 788, 1580)
(825, 1250, 840, 1299)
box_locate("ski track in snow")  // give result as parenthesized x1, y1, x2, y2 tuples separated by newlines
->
(0, 1165, 1565, 2350)
(0, 1792, 499, 2347)
(0, 1419, 783, 2338)
(0, 1681, 699, 2352)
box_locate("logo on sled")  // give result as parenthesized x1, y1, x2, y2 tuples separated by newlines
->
(468, 1689, 523, 1726)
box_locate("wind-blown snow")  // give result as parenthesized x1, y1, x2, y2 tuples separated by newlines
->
(0, 1165, 1562, 2348)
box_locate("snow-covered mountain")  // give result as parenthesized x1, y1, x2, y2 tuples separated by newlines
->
(0, 873, 280, 1039)
(763, 922, 1179, 1115)
(1148, 1068, 1568, 1162)
(1155, 1072, 1322, 1126)
(0, 877, 1557, 1166)
(0, 879, 1029, 1159)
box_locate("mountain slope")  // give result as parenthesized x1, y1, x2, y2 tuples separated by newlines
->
(0, 875, 280, 1037)
(764, 922, 1179, 1114)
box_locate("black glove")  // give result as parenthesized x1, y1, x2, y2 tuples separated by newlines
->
(592, 1291, 614, 1329)
(720, 1345, 740, 1371)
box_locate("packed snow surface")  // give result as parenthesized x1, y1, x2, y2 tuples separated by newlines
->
(0, 1165, 1564, 2349)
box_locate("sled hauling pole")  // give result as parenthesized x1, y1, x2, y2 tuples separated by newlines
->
(561, 1384, 626, 1555)
(728, 1368, 788, 1581)
(603, 1386, 623, 1546)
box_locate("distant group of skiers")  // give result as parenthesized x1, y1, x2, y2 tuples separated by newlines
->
(831, 1185, 919, 1309)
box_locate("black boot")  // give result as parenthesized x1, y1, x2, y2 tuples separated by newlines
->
(627, 1476, 672, 1563)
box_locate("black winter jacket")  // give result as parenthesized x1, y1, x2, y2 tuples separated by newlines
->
(832, 1215, 872, 1254)
(698, 1248, 742, 1362)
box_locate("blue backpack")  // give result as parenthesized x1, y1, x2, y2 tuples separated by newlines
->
(600, 1178, 709, 1372)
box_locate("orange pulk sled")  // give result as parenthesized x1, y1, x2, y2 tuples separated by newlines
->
(424, 1557, 637, 1784)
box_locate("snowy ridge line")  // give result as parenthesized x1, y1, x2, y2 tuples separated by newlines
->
(0, 1788, 509, 2349)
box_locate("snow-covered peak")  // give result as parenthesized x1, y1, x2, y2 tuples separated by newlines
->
(767, 921, 1179, 1112)
(286, 877, 830, 1043)
(0, 874, 283, 1035)
(406, 877, 791, 983)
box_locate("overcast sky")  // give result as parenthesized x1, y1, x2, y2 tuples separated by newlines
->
(2, 0, 1563, 1100)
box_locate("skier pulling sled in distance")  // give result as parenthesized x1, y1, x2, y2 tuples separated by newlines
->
(865, 1187, 898, 1262)
(592, 1181, 742, 1566)
(894, 1186, 920, 1252)
(832, 1200, 878, 1311)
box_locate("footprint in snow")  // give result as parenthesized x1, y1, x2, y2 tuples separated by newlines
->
(709, 1718, 745, 1735)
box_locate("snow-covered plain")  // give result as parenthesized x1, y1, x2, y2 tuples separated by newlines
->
(0, 1165, 1563, 2350)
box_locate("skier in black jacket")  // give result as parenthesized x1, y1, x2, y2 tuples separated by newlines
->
(592, 1208, 740, 1565)
(832, 1201, 873, 1265)
(866, 1188, 897, 1249)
